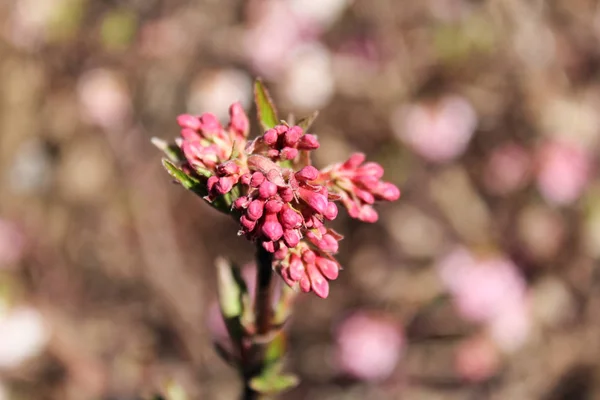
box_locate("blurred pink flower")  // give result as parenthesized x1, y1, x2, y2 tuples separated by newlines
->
(333, 311, 404, 381)
(392, 95, 478, 163)
(455, 335, 500, 382)
(0, 306, 49, 369)
(244, 0, 315, 78)
(0, 221, 25, 268)
(535, 140, 592, 206)
(483, 142, 532, 195)
(77, 69, 132, 130)
(437, 247, 531, 351)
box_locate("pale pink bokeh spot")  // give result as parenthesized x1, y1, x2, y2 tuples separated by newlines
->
(437, 247, 531, 352)
(455, 335, 500, 382)
(0, 306, 49, 369)
(0, 220, 25, 268)
(244, 0, 314, 79)
(392, 95, 478, 163)
(77, 69, 132, 130)
(483, 143, 532, 195)
(333, 311, 404, 382)
(535, 140, 592, 206)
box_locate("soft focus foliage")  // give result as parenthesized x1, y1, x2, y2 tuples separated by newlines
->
(1, 0, 600, 399)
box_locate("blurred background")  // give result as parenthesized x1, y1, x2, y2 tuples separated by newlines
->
(1, 0, 600, 398)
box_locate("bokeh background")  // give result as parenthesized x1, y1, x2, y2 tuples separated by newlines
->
(1, 0, 600, 398)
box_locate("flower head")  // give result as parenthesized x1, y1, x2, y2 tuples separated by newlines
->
(156, 81, 400, 298)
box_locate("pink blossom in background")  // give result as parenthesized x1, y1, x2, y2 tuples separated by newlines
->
(437, 247, 531, 351)
(535, 140, 592, 206)
(455, 335, 500, 382)
(0, 306, 49, 369)
(244, 0, 348, 81)
(391, 95, 478, 163)
(483, 142, 532, 195)
(77, 69, 132, 130)
(333, 311, 404, 382)
(0, 220, 25, 268)
(244, 0, 315, 79)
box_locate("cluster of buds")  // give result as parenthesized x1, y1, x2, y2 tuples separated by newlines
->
(320, 153, 400, 223)
(157, 81, 400, 298)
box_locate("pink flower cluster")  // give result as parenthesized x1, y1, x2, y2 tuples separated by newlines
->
(166, 101, 399, 297)
(320, 153, 400, 222)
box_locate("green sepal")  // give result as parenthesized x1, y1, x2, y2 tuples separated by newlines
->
(254, 79, 279, 131)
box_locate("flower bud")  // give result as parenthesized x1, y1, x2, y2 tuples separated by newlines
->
(259, 181, 278, 199)
(262, 240, 276, 253)
(262, 213, 284, 241)
(279, 206, 302, 229)
(355, 188, 375, 205)
(265, 199, 283, 214)
(240, 215, 256, 231)
(284, 126, 303, 146)
(358, 205, 379, 223)
(207, 175, 219, 192)
(376, 182, 401, 201)
(298, 187, 328, 214)
(358, 162, 385, 179)
(267, 149, 280, 158)
(250, 172, 265, 187)
(177, 114, 202, 131)
(279, 187, 294, 203)
(263, 129, 278, 145)
(233, 196, 250, 209)
(217, 161, 240, 176)
(240, 173, 251, 185)
(324, 202, 338, 220)
(343, 152, 366, 169)
(306, 262, 329, 298)
(274, 245, 288, 260)
(316, 257, 339, 280)
(215, 176, 234, 194)
(247, 200, 265, 220)
(289, 255, 304, 280)
(228, 102, 249, 137)
(295, 166, 319, 182)
(180, 128, 200, 141)
(298, 133, 320, 150)
(283, 229, 301, 248)
(300, 277, 311, 292)
(302, 249, 316, 264)
(199, 113, 222, 134)
(280, 147, 298, 160)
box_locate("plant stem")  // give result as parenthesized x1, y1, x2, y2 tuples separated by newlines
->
(241, 243, 275, 400)
(255, 243, 274, 335)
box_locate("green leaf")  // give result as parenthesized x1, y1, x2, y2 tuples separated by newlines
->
(296, 111, 319, 131)
(152, 137, 185, 163)
(249, 372, 299, 395)
(264, 331, 287, 366)
(216, 258, 249, 345)
(161, 159, 208, 197)
(254, 79, 279, 131)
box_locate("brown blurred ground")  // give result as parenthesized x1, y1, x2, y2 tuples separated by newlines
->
(1, 0, 600, 399)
